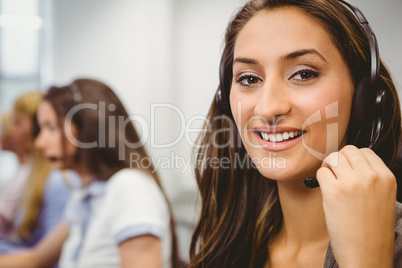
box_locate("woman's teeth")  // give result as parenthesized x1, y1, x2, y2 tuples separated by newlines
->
(259, 131, 303, 142)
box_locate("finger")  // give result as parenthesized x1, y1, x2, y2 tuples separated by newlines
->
(359, 147, 388, 171)
(360, 148, 396, 183)
(338, 145, 370, 170)
(321, 151, 352, 181)
(341, 145, 390, 177)
(360, 148, 397, 201)
(316, 166, 337, 194)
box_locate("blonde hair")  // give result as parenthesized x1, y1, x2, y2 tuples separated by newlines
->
(0, 113, 12, 133)
(0, 113, 12, 151)
(13, 91, 52, 240)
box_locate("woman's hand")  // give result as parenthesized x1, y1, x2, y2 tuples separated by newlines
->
(316, 145, 396, 268)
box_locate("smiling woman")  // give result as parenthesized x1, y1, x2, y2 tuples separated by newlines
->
(230, 7, 354, 181)
(190, 0, 401, 268)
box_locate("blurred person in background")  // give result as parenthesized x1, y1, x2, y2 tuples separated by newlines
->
(0, 79, 180, 268)
(0, 113, 13, 152)
(0, 112, 20, 232)
(0, 92, 72, 255)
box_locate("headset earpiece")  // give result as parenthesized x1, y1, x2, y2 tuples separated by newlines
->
(338, 0, 384, 148)
(352, 77, 371, 126)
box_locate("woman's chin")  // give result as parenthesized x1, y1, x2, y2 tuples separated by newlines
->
(49, 160, 64, 170)
(255, 161, 319, 183)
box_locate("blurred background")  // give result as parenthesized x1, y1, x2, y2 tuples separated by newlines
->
(0, 0, 401, 262)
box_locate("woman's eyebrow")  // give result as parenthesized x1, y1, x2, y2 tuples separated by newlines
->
(233, 49, 327, 67)
(282, 49, 327, 62)
(233, 57, 259, 66)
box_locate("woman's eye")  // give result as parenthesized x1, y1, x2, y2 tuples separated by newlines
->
(235, 75, 261, 86)
(290, 69, 320, 81)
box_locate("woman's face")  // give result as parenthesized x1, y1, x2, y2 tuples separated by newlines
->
(9, 110, 34, 158)
(35, 101, 77, 170)
(229, 7, 354, 182)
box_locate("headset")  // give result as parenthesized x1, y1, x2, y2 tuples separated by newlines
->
(70, 82, 83, 103)
(33, 83, 82, 138)
(214, 0, 388, 189)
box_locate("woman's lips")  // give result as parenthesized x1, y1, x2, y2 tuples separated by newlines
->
(256, 130, 303, 142)
(251, 127, 305, 151)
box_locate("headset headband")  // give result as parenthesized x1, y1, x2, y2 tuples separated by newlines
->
(337, 0, 380, 91)
(70, 83, 83, 103)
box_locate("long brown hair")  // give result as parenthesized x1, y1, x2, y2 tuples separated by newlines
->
(12, 92, 53, 240)
(190, 0, 401, 267)
(43, 78, 181, 267)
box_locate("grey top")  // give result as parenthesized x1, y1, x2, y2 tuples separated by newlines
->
(323, 202, 402, 268)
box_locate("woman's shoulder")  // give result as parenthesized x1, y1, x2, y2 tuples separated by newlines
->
(108, 168, 155, 187)
(102, 168, 169, 226)
(106, 168, 163, 198)
(43, 170, 72, 195)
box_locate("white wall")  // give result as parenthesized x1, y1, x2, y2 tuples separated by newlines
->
(351, 0, 402, 90)
(45, 0, 402, 262)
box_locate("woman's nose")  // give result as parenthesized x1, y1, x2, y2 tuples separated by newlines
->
(253, 78, 291, 123)
(34, 130, 44, 149)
